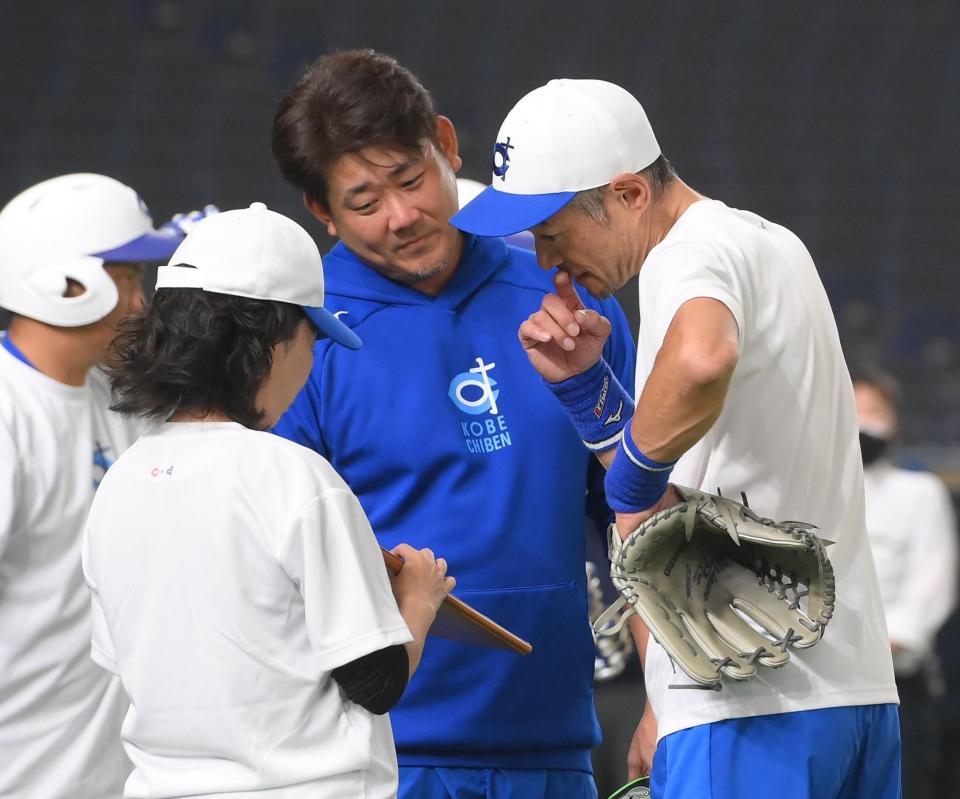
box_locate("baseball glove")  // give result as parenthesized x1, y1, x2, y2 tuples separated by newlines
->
(594, 486, 836, 689)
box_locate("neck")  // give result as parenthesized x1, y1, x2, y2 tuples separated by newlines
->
(168, 409, 233, 423)
(626, 180, 704, 279)
(6, 317, 102, 386)
(652, 179, 704, 244)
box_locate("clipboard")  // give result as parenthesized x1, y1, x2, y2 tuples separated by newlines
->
(381, 548, 532, 655)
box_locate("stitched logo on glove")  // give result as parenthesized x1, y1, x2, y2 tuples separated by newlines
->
(686, 554, 727, 602)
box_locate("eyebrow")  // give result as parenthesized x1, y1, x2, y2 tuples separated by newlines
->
(342, 157, 421, 202)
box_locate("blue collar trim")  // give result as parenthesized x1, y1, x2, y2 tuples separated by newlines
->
(1, 334, 37, 370)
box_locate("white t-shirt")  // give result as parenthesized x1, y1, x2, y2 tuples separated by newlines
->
(634, 200, 899, 741)
(0, 342, 139, 799)
(82, 421, 413, 799)
(863, 461, 957, 664)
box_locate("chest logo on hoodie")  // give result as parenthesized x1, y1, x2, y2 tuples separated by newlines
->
(448, 356, 513, 454)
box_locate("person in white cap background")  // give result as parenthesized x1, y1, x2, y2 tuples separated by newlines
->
(853, 368, 957, 799)
(0, 173, 208, 799)
(82, 202, 454, 798)
(453, 80, 901, 798)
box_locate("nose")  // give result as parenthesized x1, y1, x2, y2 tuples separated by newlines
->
(384, 192, 422, 234)
(535, 241, 559, 271)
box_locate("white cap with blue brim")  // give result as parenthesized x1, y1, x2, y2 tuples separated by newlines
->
(451, 79, 661, 237)
(156, 202, 361, 350)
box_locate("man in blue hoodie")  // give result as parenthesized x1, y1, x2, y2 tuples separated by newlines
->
(271, 50, 636, 799)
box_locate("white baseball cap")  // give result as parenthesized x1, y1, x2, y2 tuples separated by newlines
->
(451, 79, 661, 236)
(0, 173, 183, 263)
(156, 203, 361, 350)
(0, 173, 183, 326)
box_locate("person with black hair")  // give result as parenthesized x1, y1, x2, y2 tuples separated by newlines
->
(271, 50, 637, 799)
(82, 202, 454, 798)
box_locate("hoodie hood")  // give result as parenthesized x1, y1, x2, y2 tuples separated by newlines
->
(321, 234, 512, 312)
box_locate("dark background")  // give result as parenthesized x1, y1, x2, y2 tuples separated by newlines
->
(3, 1, 957, 461)
(2, 2, 959, 793)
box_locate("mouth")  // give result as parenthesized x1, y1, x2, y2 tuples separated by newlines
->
(396, 230, 436, 253)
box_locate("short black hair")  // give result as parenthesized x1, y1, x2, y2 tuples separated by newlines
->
(107, 287, 304, 429)
(272, 49, 438, 206)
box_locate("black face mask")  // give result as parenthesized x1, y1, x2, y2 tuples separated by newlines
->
(859, 431, 890, 467)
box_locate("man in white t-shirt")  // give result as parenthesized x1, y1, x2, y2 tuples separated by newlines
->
(854, 370, 957, 799)
(82, 202, 454, 798)
(452, 79, 900, 798)
(0, 174, 191, 798)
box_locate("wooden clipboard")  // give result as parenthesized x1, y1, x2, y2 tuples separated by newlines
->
(381, 548, 532, 655)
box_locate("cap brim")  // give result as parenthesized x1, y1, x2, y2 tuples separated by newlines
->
(304, 306, 362, 350)
(450, 186, 576, 237)
(92, 228, 184, 263)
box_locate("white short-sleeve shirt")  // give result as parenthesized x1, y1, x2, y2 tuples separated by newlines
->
(863, 461, 957, 661)
(0, 343, 140, 799)
(634, 200, 898, 740)
(82, 421, 413, 799)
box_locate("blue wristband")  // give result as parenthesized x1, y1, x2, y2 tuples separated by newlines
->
(544, 359, 633, 452)
(604, 432, 677, 512)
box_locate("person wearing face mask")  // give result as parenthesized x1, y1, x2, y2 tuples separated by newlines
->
(854, 370, 958, 799)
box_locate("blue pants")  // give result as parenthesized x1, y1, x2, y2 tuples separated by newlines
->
(398, 766, 597, 798)
(650, 704, 901, 799)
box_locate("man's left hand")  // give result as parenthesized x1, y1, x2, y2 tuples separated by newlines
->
(615, 485, 683, 540)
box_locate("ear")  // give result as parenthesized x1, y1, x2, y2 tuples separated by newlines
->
(609, 172, 652, 215)
(303, 193, 337, 238)
(435, 115, 462, 173)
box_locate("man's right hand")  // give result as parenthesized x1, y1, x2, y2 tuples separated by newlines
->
(627, 700, 658, 780)
(518, 270, 611, 383)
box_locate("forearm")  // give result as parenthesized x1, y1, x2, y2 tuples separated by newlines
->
(398, 597, 436, 678)
(629, 614, 650, 664)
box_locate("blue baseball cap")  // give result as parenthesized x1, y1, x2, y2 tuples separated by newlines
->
(451, 79, 661, 237)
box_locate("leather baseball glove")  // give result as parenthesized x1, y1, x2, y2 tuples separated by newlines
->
(594, 486, 836, 689)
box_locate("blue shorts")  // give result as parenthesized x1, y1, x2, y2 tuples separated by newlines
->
(398, 766, 598, 799)
(650, 704, 901, 799)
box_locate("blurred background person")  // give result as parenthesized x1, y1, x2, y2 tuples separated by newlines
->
(854, 369, 959, 799)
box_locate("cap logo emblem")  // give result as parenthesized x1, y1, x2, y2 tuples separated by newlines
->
(492, 137, 514, 181)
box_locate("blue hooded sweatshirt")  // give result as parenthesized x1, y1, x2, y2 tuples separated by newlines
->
(273, 233, 635, 772)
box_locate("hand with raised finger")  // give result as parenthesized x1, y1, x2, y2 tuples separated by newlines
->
(518, 270, 612, 383)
